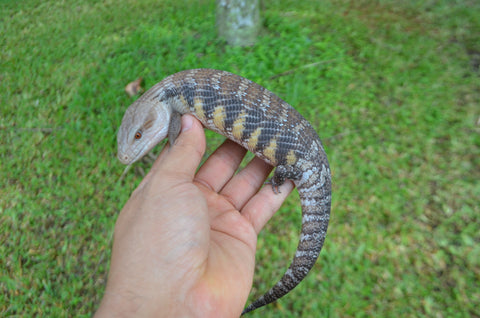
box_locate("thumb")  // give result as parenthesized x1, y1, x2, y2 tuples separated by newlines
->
(153, 114, 206, 180)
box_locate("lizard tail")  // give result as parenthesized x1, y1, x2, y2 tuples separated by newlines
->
(242, 163, 331, 315)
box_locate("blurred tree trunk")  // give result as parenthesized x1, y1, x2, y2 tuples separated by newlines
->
(216, 0, 260, 46)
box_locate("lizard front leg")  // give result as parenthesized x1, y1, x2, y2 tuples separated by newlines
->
(167, 110, 183, 145)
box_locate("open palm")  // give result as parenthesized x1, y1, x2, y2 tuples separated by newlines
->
(95, 115, 293, 318)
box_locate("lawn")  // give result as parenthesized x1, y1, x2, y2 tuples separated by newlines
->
(1, 0, 479, 317)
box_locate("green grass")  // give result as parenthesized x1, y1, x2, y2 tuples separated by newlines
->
(1, 0, 479, 316)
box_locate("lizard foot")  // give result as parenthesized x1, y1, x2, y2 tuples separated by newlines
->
(268, 165, 302, 194)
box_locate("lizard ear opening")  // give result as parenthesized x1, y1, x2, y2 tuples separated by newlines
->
(143, 108, 158, 130)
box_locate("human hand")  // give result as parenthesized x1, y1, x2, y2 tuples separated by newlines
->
(95, 115, 294, 318)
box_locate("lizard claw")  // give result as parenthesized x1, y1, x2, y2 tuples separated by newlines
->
(265, 179, 282, 194)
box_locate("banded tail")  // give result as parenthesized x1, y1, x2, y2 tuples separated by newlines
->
(242, 158, 331, 315)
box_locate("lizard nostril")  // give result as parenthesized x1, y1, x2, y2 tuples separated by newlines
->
(117, 153, 129, 163)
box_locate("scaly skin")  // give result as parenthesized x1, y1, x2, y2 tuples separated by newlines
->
(117, 69, 332, 314)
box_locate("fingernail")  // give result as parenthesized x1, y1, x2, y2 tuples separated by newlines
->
(182, 115, 193, 132)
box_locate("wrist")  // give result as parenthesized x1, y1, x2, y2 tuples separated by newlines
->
(95, 287, 171, 317)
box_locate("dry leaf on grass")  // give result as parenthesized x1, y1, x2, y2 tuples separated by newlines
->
(125, 77, 144, 97)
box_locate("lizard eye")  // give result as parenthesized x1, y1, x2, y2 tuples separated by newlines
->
(134, 130, 142, 140)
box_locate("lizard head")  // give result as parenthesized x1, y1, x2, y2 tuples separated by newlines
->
(117, 98, 171, 165)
